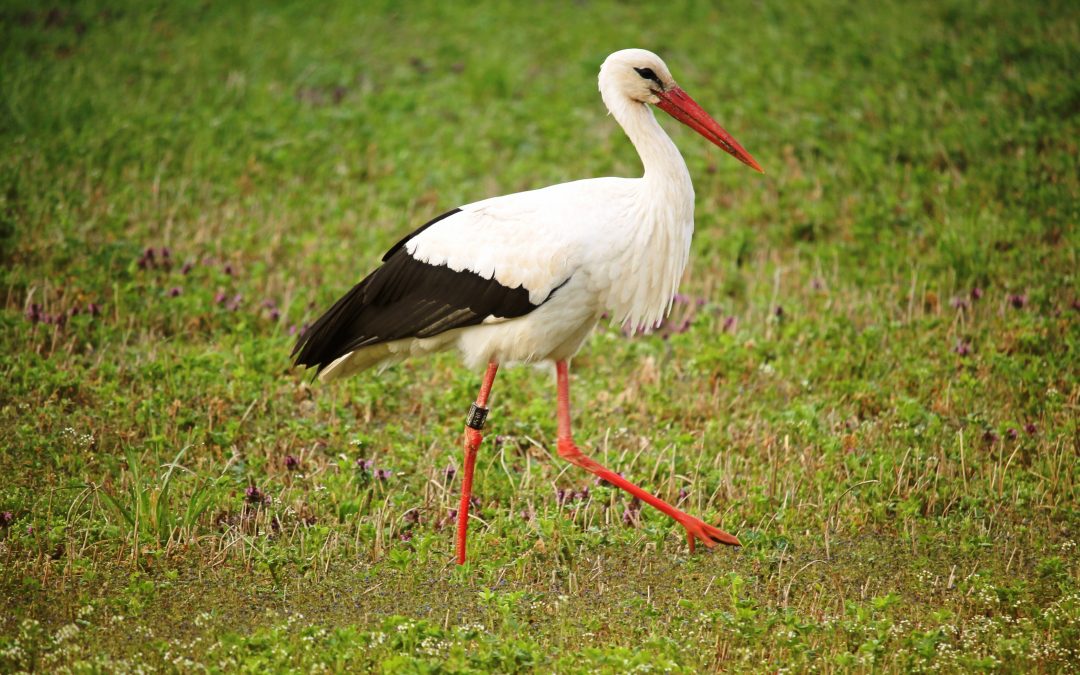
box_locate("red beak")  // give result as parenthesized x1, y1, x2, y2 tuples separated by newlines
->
(655, 86, 764, 173)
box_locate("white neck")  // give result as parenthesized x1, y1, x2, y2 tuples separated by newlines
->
(598, 85, 697, 331)
(602, 90, 694, 197)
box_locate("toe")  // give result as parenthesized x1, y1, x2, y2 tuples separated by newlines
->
(704, 524, 741, 547)
(681, 517, 740, 552)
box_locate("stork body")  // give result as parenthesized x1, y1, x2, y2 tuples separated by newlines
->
(294, 49, 762, 563)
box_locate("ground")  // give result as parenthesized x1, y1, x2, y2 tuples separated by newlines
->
(1, 0, 1078, 672)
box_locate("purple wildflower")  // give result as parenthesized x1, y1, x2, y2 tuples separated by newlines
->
(288, 325, 297, 335)
(226, 294, 243, 311)
(575, 486, 590, 502)
(269, 308, 281, 321)
(1006, 428, 1019, 441)
(520, 508, 535, 522)
(244, 485, 265, 504)
(953, 340, 971, 357)
(673, 293, 689, 305)
(356, 458, 375, 472)
(678, 487, 689, 502)
(1024, 422, 1037, 435)
(399, 530, 413, 542)
(493, 435, 506, 448)
(950, 296, 969, 311)
(25, 304, 42, 323)
(722, 316, 737, 333)
(0, 511, 13, 527)
(774, 305, 785, 318)
(468, 495, 480, 510)
(970, 287, 983, 301)
(556, 488, 569, 507)
(161, 247, 171, 260)
(284, 455, 300, 471)
(982, 430, 999, 446)
(168, 286, 182, 297)
(214, 291, 227, 305)
(223, 264, 234, 276)
(444, 465, 457, 481)
(811, 277, 825, 291)
(1008, 293, 1027, 309)
(181, 261, 194, 275)
(87, 303, 101, 317)
(375, 468, 393, 481)
(403, 510, 420, 525)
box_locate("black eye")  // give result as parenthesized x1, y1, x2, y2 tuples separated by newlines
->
(634, 67, 662, 86)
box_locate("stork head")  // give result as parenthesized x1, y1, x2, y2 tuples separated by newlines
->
(600, 49, 763, 173)
(599, 49, 679, 105)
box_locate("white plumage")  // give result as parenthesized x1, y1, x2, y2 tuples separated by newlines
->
(311, 48, 756, 380)
(293, 48, 762, 563)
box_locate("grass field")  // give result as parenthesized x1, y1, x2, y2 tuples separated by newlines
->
(2, 0, 1078, 671)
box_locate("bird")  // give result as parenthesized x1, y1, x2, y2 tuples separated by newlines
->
(293, 48, 763, 564)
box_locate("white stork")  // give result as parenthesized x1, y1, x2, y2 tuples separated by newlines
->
(293, 49, 763, 564)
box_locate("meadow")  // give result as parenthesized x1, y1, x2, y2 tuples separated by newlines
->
(1, 0, 1078, 671)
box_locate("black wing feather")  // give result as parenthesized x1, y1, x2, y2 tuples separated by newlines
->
(292, 247, 540, 374)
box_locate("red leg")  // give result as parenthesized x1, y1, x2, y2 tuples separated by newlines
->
(456, 362, 499, 565)
(554, 360, 740, 551)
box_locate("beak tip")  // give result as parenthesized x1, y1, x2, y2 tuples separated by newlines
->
(658, 86, 764, 176)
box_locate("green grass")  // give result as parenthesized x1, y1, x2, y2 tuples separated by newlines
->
(2, 0, 1078, 671)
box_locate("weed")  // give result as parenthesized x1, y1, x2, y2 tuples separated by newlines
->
(2, 0, 1078, 670)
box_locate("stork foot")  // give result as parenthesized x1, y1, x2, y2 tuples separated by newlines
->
(680, 515, 741, 553)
